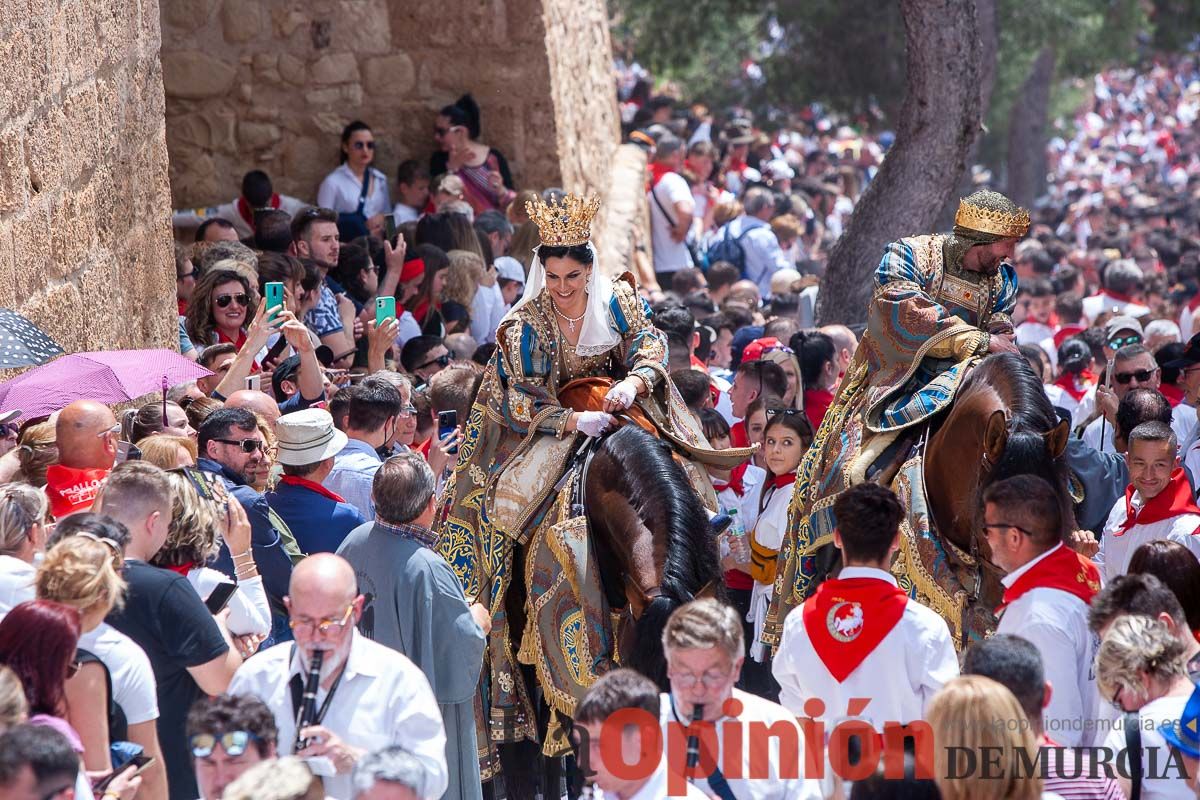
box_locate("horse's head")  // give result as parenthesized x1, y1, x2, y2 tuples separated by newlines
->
(982, 408, 1070, 479)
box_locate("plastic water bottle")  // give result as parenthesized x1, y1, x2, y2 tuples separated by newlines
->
(727, 508, 751, 563)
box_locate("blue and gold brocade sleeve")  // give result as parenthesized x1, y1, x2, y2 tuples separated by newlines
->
(493, 321, 573, 438)
(611, 279, 667, 388)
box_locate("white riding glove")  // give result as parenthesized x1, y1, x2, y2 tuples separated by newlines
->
(604, 380, 638, 410)
(576, 411, 616, 438)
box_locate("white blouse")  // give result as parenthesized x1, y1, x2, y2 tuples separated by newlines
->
(317, 164, 391, 217)
(185, 566, 272, 637)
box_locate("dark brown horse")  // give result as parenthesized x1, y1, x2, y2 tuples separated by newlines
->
(920, 352, 1073, 635)
(488, 385, 725, 799)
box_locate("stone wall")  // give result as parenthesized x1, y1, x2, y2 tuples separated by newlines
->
(0, 0, 176, 354)
(161, 0, 621, 211)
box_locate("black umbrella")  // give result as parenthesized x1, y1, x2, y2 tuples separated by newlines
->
(0, 308, 64, 369)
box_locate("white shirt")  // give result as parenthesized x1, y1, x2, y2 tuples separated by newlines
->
(715, 464, 767, 537)
(1102, 692, 1194, 799)
(393, 310, 423, 350)
(1082, 402, 1195, 454)
(470, 284, 507, 345)
(617, 761, 709, 800)
(773, 567, 959, 732)
(1043, 383, 1077, 419)
(996, 544, 1100, 747)
(658, 690, 826, 800)
(1081, 292, 1150, 323)
(748, 482, 794, 662)
(77, 622, 159, 725)
(0, 555, 35, 618)
(392, 202, 421, 224)
(228, 631, 447, 800)
(648, 172, 694, 273)
(1097, 493, 1200, 582)
(317, 164, 391, 218)
(185, 566, 271, 637)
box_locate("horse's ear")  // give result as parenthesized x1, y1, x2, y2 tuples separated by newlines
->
(1044, 419, 1069, 459)
(984, 409, 1008, 464)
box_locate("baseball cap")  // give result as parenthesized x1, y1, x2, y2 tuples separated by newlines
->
(1104, 316, 1144, 342)
(494, 257, 525, 284)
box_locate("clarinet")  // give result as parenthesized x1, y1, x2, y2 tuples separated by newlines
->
(685, 703, 704, 771)
(294, 649, 324, 752)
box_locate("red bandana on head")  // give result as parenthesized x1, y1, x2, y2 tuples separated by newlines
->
(802, 576, 908, 682)
(996, 544, 1100, 614)
(1116, 468, 1200, 537)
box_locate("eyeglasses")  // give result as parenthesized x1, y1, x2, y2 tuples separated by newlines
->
(399, 405, 418, 418)
(352, 141, 376, 151)
(1108, 335, 1142, 349)
(416, 353, 450, 371)
(982, 522, 1038, 538)
(1113, 368, 1157, 385)
(1109, 684, 1125, 711)
(215, 293, 250, 309)
(288, 603, 355, 635)
(96, 423, 121, 439)
(190, 731, 262, 759)
(178, 270, 196, 280)
(212, 437, 262, 453)
(668, 667, 732, 690)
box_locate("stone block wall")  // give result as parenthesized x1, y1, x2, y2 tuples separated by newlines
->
(160, 0, 621, 218)
(0, 0, 176, 355)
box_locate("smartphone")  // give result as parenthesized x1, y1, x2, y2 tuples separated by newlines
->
(265, 281, 285, 322)
(115, 441, 141, 464)
(384, 213, 397, 244)
(438, 410, 458, 455)
(94, 755, 156, 792)
(245, 374, 261, 392)
(204, 582, 238, 615)
(376, 296, 396, 328)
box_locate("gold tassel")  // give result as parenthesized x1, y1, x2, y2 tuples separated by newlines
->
(543, 708, 573, 758)
(517, 615, 537, 665)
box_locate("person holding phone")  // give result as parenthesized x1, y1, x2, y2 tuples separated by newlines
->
(430, 94, 516, 215)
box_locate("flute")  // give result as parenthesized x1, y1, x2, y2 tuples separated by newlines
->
(294, 648, 325, 752)
(685, 703, 704, 771)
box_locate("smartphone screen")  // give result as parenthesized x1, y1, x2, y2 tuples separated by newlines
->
(265, 282, 284, 322)
(438, 410, 458, 455)
(94, 756, 156, 792)
(384, 214, 397, 243)
(376, 296, 396, 328)
(204, 582, 238, 615)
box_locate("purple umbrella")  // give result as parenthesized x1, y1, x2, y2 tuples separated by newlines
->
(0, 349, 212, 421)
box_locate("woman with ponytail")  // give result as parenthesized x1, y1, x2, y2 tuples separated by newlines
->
(430, 94, 516, 215)
(792, 329, 839, 431)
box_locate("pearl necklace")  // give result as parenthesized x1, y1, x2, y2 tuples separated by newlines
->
(552, 302, 586, 333)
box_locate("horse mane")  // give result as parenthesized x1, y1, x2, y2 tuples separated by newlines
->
(593, 424, 723, 685)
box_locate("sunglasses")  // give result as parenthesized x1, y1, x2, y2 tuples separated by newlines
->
(212, 437, 262, 453)
(190, 731, 262, 759)
(767, 407, 805, 418)
(352, 141, 376, 150)
(76, 531, 123, 561)
(1113, 368, 1157, 385)
(215, 293, 250, 309)
(416, 353, 450, 371)
(1108, 334, 1141, 349)
(178, 270, 196, 280)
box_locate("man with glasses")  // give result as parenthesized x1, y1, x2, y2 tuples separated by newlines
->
(188, 694, 279, 800)
(1084, 343, 1196, 453)
(325, 378, 403, 520)
(45, 400, 120, 519)
(196, 408, 296, 635)
(981, 475, 1102, 747)
(229, 554, 447, 800)
(774, 484, 957, 737)
(659, 599, 825, 799)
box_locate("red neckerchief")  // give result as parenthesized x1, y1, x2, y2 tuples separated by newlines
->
(802, 575, 908, 683)
(713, 462, 749, 496)
(1052, 324, 1087, 348)
(1053, 370, 1096, 402)
(727, 157, 748, 174)
(648, 162, 675, 189)
(996, 543, 1100, 614)
(769, 471, 797, 490)
(279, 475, 347, 503)
(235, 193, 281, 230)
(163, 562, 198, 577)
(1094, 288, 1138, 305)
(177, 298, 188, 316)
(45, 465, 111, 518)
(215, 328, 260, 373)
(1116, 468, 1200, 536)
(1187, 291, 1200, 313)
(1161, 382, 1185, 407)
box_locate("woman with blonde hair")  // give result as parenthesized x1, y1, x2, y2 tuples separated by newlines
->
(926, 675, 1042, 800)
(36, 533, 130, 772)
(1097, 615, 1193, 799)
(0, 483, 49, 616)
(153, 469, 271, 641)
(138, 434, 198, 469)
(12, 421, 56, 487)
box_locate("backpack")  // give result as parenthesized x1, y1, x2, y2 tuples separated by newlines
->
(705, 222, 756, 273)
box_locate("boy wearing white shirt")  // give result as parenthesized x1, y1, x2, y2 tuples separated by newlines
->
(773, 483, 958, 733)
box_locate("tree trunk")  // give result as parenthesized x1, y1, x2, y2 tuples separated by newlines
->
(1005, 45, 1056, 209)
(935, 0, 998, 230)
(816, 0, 984, 327)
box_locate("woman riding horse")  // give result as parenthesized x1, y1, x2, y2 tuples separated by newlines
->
(435, 193, 748, 780)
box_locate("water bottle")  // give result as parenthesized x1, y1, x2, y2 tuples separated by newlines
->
(727, 508, 751, 563)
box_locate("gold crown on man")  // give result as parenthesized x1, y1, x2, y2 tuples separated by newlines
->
(954, 190, 1031, 239)
(527, 193, 601, 247)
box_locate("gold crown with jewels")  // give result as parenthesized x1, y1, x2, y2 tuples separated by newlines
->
(527, 193, 601, 247)
(954, 191, 1031, 239)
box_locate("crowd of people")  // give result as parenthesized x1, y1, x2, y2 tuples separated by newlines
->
(0, 46, 1198, 800)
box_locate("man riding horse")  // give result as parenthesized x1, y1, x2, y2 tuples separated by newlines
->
(765, 189, 1035, 650)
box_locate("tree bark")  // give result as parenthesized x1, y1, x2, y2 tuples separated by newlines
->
(816, 0, 984, 327)
(1005, 45, 1056, 209)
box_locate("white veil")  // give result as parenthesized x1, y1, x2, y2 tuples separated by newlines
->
(501, 243, 620, 357)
